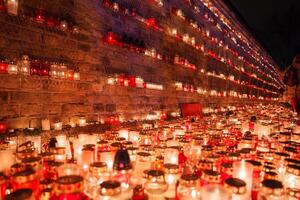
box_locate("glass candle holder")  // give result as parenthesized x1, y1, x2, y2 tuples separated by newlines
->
(52, 175, 89, 200)
(284, 164, 300, 190)
(258, 179, 284, 200)
(200, 184, 229, 200)
(286, 188, 300, 200)
(201, 170, 221, 186)
(164, 164, 179, 199)
(50, 63, 59, 78)
(57, 163, 81, 177)
(6, 0, 18, 15)
(85, 162, 109, 199)
(99, 151, 115, 171)
(144, 170, 168, 200)
(7, 61, 18, 74)
(164, 147, 179, 165)
(80, 146, 95, 172)
(132, 152, 152, 185)
(225, 178, 248, 200)
(177, 174, 201, 200)
(233, 161, 253, 199)
(12, 168, 38, 192)
(50, 147, 66, 163)
(74, 72, 80, 81)
(97, 180, 123, 200)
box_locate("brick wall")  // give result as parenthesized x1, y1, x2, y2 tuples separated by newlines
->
(0, 0, 278, 129)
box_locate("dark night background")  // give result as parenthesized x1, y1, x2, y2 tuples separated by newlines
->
(226, 0, 300, 70)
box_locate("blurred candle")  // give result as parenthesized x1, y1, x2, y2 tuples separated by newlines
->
(233, 161, 253, 199)
(164, 148, 178, 165)
(118, 129, 129, 140)
(100, 151, 115, 171)
(42, 118, 50, 131)
(200, 184, 229, 200)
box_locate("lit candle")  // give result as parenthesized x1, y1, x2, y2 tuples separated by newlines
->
(78, 117, 86, 127)
(200, 185, 229, 200)
(100, 151, 115, 171)
(42, 118, 50, 131)
(53, 121, 62, 130)
(164, 148, 178, 165)
(80, 147, 95, 172)
(233, 161, 253, 199)
(0, 149, 15, 173)
(6, 0, 18, 15)
(118, 129, 129, 140)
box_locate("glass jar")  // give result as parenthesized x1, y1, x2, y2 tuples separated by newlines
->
(164, 164, 179, 199)
(134, 152, 152, 181)
(85, 162, 109, 199)
(225, 178, 247, 200)
(96, 180, 125, 200)
(18, 55, 30, 75)
(7, 61, 18, 74)
(12, 168, 38, 192)
(221, 163, 233, 182)
(258, 179, 284, 200)
(201, 170, 221, 186)
(50, 63, 59, 78)
(286, 188, 300, 200)
(6, 0, 18, 15)
(284, 164, 300, 190)
(144, 170, 168, 200)
(200, 184, 229, 200)
(4, 188, 34, 200)
(177, 174, 200, 200)
(51, 175, 89, 200)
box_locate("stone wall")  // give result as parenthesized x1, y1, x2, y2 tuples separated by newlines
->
(0, 0, 278, 129)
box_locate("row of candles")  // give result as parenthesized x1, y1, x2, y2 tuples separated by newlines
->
(107, 74, 164, 91)
(0, 104, 299, 199)
(174, 81, 278, 100)
(185, 0, 279, 78)
(101, 3, 282, 93)
(103, 31, 280, 97)
(0, 0, 78, 33)
(0, 56, 80, 80)
(101, 0, 282, 89)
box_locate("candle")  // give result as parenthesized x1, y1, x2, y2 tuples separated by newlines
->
(200, 185, 229, 200)
(164, 148, 179, 165)
(233, 161, 253, 199)
(164, 164, 179, 199)
(6, 0, 18, 15)
(53, 122, 62, 130)
(118, 129, 129, 140)
(80, 147, 95, 172)
(100, 151, 115, 171)
(0, 149, 15, 173)
(42, 118, 50, 131)
(78, 117, 86, 127)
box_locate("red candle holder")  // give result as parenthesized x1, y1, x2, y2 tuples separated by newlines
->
(0, 123, 7, 134)
(40, 61, 50, 76)
(34, 8, 46, 23)
(0, 0, 6, 11)
(0, 61, 8, 74)
(30, 60, 40, 76)
(128, 75, 136, 87)
(67, 69, 74, 80)
(0, 173, 7, 200)
(12, 169, 39, 192)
